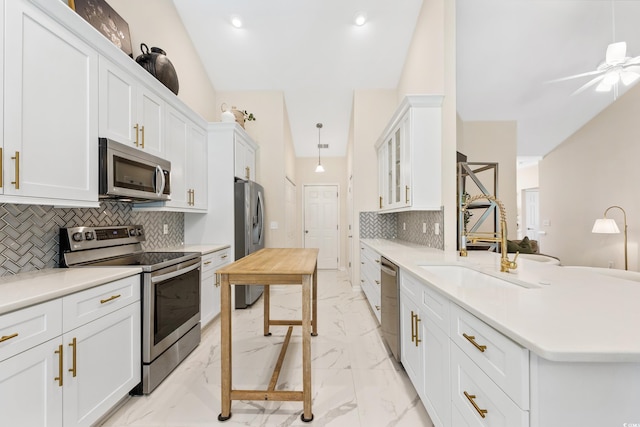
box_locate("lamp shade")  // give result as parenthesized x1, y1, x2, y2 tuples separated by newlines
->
(592, 218, 620, 234)
(315, 163, 325, 173)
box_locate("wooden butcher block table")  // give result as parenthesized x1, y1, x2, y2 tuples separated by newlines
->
(216, 248, 319, 422)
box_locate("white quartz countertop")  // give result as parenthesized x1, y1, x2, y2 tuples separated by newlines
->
(0, 267, 142, 316)
(362, 238, 640, 363)
(157, 244, 230, 255)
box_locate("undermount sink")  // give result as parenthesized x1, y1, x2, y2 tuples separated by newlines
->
(420, 265, 538, 289)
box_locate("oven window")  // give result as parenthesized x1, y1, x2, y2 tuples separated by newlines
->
(154, 267, 200, 345)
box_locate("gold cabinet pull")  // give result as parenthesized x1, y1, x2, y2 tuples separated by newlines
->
(245, 166, 250, 179)
(191, 189, 195, 205)
(68, 337, 77, 377)
(375, 259, 380, 263)
(221, 254, 228, 259)
(214, 273, 220, 287)
(410, 311, 416, 343)
(203, 260, 212, 265)
(379, 196, 383, 209)
(11, 151, 19, 189)
(464, 391, 488, 418)
(375, 305, 380, 311)
(141, 125, 145, 148)
(414, 314, 421, 347)
(0, 147, 3, 188)
(405, 185, 410, 204)
(100, 294, 121, 304)
(375, 280, 380, 285)
(134, 124, 140, 146)
(54, 344, 64, 387)
(463, 333, 487, 353)
(0, 332, 18, 343)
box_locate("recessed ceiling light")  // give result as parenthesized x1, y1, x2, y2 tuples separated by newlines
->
(231, 15, 243, 28)
(354, 12, 367, 26)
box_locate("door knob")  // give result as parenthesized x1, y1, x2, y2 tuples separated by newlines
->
(305, 230, 309, 233)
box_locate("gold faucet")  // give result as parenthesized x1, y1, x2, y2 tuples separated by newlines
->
(459, 194, 518, 273)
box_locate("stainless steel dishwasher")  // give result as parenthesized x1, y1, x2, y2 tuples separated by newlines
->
(380, 257, 400, 361)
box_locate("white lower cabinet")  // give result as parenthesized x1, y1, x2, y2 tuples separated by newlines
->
(0, 338, 64, 427)
(360, 242, 381, 322)
(451, 344, 529, 427)
(400, 270, 450, 427)
(200, 247, 231, 327)
(0, 275, 141, 427)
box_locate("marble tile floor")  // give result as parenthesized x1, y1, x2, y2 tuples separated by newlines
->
(100, 270, 434, 427)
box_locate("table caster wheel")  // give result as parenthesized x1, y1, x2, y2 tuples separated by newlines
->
(301, 413, 314, 422)
(218, 413, 232, 421)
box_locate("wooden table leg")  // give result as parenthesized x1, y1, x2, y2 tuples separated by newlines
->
(311, 263, 318, 336)
(300, 274, 314, 422)
(264, 284, 271, 336)
(218, 275, 232, 421)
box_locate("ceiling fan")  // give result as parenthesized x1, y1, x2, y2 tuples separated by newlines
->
(551, 41, 640, 98)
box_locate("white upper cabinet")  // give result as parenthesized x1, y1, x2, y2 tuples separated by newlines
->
(99, 57, 165, 158)
(376, 95, 443, 212)
(2, 0, 99, 207)
(152, 104, 207, 212)
(234, 129, 257, 181)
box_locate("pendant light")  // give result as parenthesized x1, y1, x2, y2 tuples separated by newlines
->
(315, 123, 325, 173)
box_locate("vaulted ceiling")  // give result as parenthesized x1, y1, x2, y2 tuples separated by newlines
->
(174, 0, 640, 159)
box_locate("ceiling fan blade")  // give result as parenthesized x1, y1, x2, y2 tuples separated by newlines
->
(606, 41, 627, 64)
(546, 69, 604, 83)
(572, 74, 605, 95)
(620, 70, 640, 86)
(623, 55, 640, 66)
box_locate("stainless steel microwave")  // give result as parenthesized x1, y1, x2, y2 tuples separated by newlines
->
(99, 138, 171, 202)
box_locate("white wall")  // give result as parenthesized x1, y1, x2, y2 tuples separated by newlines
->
(107, 0, 217, 121)
(540, 83, 640, 270)
(458, 121, 518, 239)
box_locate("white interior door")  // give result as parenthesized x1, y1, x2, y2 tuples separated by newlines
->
(304, 185, 339, 269)
(524, 189, 540, 240)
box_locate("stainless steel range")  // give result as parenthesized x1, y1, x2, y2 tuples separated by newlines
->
(60, 225, 201, 394)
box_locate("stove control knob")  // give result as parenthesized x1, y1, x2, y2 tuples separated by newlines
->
(84, 232, 95, 241)
(129, 229, 138, 237)
(72, 232, 83, 242)
(136, 228, 144, 236)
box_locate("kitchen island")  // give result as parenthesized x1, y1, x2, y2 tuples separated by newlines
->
(216, 248, 319, 423)
(361, 238, 640, 427)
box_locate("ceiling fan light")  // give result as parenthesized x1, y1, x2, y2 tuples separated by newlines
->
(603, 71, 620, 86)
(620, 71, 640, 86)
(231, 15, 243, 28)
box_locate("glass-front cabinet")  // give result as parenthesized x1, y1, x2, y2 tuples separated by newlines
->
(376, 95, 443, 213)
(378, 118, 409, 210)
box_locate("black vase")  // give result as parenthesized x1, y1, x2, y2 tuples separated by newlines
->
(135, 43, 179, 95)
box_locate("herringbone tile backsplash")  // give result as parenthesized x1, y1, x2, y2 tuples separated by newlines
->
(359, 210, 444, 249)
(0, 202, 184, 276)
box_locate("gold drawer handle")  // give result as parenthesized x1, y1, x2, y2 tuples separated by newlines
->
(141, 125, 145, 148)
(410, 311, 416, 343)
(221, 254, 228, 259)
(375, 305, 380, 311)
(100, 294, 121, 304)
(54, 344, 64, 387)
(464, 391, 488, 418)
(414, 314, 421, 347)
(463, 333, 487, 353)
(375, 259, 380, 263)
(204, 261, 213, 265)
(0, 332, 18, 343)
(11, 151, 19, 189)
(68, 337, 77, 377)
(375, 280, 380, 284)
(134, 124, 140, 146)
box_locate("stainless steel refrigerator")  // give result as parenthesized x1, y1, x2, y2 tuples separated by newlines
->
(234, 179, 265, 308)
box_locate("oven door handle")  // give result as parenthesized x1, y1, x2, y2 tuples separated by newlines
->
(151, 261, 200, 284)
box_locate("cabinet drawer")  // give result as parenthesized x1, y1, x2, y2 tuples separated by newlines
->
(203, 248, 231, 274)
(0, 299, 62, 362)
(63, 275, 141, 332)
(420, 285, 449, 333)
(400, 269, 422, 301)
(450, 303, 529, 409)
(451, 344, 529, 427)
